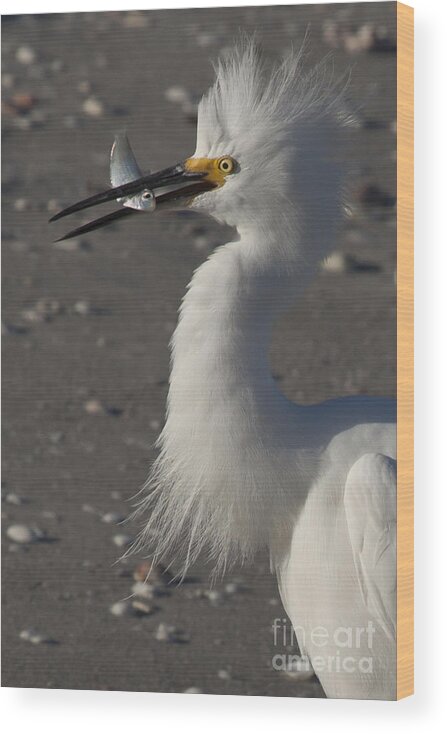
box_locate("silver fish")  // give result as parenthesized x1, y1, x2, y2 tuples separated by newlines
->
(110, 133, 156, 212)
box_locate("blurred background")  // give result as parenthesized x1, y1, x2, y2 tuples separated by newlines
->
(2, 3, 396, 695)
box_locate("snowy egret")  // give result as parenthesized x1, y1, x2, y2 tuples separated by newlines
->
(51, 43, 397, 700)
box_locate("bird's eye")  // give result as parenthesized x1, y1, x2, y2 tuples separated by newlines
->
(141, 190, 153, 200)
(217, 157, 235, 175)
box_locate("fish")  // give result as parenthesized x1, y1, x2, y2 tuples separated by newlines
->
(110, 132, 156, 212)
(50, 132, 211, 241)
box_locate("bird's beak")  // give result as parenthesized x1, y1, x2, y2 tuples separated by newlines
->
(49, 162, 216, 241)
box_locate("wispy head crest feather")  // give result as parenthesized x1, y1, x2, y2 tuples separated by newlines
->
(195, 38, 353, 160)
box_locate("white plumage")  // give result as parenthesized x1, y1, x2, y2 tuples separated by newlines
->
(127, 43, 397, 700)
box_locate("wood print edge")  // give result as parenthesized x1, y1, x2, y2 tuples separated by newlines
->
(396, 0, 414, 701)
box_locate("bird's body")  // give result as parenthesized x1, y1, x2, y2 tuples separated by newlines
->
(278, 412, 396, 700)
(53, 42, 397, 699)
(140, 230, 397, 700)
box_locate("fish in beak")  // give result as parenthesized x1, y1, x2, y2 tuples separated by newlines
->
(49, 133, 217, 241)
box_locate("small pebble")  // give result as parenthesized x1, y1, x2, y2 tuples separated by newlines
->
(4, 93, 37, 115)
(183, 687, 202, 694)
(112, 533, 133, 548)
(164, 85, 189, 104)
(72, 300, 92, 316)
(5, 492, 24, 506)
(82, 97, 104, 117)
(155, 623, 175, 642)
(110, 600, 134, 617)
(131, 581, 155, 599)
(82, 503, 100, 515)
(19, 629, 55, 645)
(101, 511, 125, 524)
(321, 252, 348, 274)
(133, 561, 152, 582)
(16, 46, 36, 65)
(217, 669, 231, 680)
(133, 560, 172, 585)
(22, 298, 63, 323)
(84, 399, 121, 416)
(84, 399, 106, 415)
(322, 20, 396, 54)
(224, 582, 241, 595)
(154, 623, 187, 643)
(14, 198, 29, 212)
(132, 600, 154, 616)
(187, 588, 206, 600)
(7, 524, 40, 544)
(344, 25, 375, 53)
(205, 589, 224, 607)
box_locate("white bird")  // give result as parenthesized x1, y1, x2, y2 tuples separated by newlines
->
(52, 42, 397, 700)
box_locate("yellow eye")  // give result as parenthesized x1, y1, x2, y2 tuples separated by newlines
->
(217, 157, 235, 175)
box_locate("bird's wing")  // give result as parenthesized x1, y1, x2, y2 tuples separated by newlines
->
(344, 453, 397, 640)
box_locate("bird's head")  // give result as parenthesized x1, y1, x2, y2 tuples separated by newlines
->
(51, 42, 351, 256)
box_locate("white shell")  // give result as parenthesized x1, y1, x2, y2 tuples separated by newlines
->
(19, 629, 53, 644)
(131, 581, 155, 599)
(7, 524, 38, 544)
(112, 533, 132, 548)
(110, 600, 133, 617)
(101, 511, 125, 525)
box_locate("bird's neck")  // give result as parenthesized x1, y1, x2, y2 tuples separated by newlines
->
(169, 229, 310, 424)
(143, 229, 314, 574)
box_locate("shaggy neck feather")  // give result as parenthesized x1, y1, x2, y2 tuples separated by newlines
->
(132, 222, 319, 576)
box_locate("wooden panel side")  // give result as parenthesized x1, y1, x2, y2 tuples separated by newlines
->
(396, 0, 414, 701)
